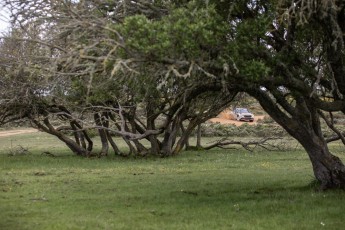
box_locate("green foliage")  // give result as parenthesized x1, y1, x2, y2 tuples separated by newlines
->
(227, 13, 275, 82)
(87, 10, 229, 118)
(113, 4, 226, 60)
(241, 60, 271, 80)
(201, 122, 288, 137)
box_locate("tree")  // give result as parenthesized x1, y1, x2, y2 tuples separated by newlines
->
(221, 0, 345, 189)
(1, 0, 345, 189)
(108, 0, 345, 189)
(0, 0, 237, 157)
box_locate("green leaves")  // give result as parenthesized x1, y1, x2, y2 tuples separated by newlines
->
(119, 15, 171, 57)
(114, 4, 226, 60)
(242, 60, 271, 81)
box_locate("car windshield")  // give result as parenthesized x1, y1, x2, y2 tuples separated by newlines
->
(238, 108, 249, 113)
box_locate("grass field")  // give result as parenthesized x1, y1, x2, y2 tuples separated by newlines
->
(1, 132, 345, 230)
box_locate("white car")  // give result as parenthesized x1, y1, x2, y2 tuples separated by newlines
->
(233, 108, 254, 122)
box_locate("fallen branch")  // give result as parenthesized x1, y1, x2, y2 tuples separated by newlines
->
(203, 137, 285, 152)
(8, 145, 31, 156)
(41, 151, 56, 157)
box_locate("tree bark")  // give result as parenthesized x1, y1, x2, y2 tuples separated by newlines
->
(70, 121, 86, 149)
(160, 122, 178, 156)
(68, 120, 93, 152)
(299, 134, 345, 190)
(173, 119, 198, 155)
(102, 112, 123, 156)
(106, 131, 124, 156)
(31, 117, 89, 156)
(94, 113, 109, 156)
(114, 123, 136, 156)
(180, 122, 190, 149)
(125, 107, 148, 156)
(196, 123, 202, 148)
(147, 118, 161, 155)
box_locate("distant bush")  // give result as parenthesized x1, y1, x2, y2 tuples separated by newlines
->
(2, 120, 31, 129)
(257, 116, 275, 124)
(200, 122, 288, 137)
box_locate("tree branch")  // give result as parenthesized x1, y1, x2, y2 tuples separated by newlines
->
(203, 137, 284, 151)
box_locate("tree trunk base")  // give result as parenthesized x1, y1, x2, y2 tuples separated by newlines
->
(313, 155, 345, 190)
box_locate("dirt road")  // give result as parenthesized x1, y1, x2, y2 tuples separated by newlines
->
(0, 129, 38, 138)
(208, 110, 265, 126)
(208, 116, 264, 126)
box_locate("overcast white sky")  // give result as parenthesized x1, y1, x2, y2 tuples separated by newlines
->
(0, 5, 10, 33)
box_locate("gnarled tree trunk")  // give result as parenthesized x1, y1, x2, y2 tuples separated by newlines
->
(251, 89, 345, 190)
(94, 113, 109, 156)
(31, 117, 89, 156)
(294, 129, 345, 190)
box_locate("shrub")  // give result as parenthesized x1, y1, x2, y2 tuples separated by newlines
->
(200, 122, 288, 137)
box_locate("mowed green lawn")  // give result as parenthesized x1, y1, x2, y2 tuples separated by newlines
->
(1, 131, 345, 230)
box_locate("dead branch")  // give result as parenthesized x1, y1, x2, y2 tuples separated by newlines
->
(203, 137, 285, 152)
(87, 126, 163, 141)
(41, 151, 56, 157)
(8, 145, 31, 156)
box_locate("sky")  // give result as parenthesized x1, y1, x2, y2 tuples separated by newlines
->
(0, 5, 10, 33)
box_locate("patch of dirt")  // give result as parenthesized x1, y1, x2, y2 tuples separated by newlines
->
(0, 129, 38, 138)
(209, 110, 265, 126)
